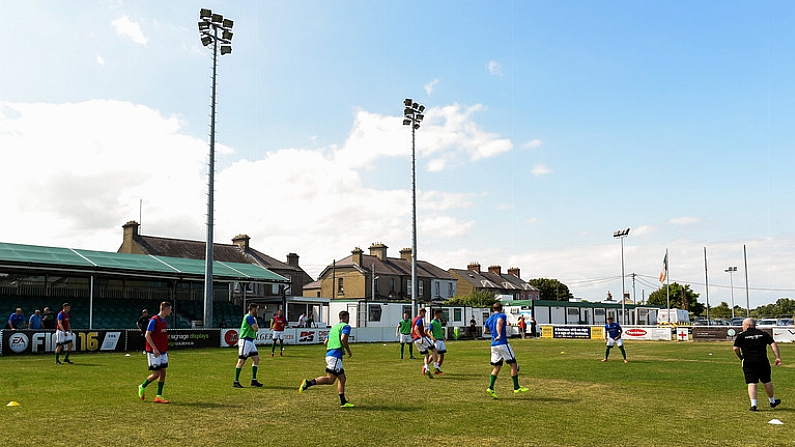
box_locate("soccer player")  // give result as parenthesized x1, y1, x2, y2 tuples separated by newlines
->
(396, 311, 415, 359)
(429, 309, 446, 374)
(412, 308, 437, 379)
(484, 302, 528, 399)
(55, 303, 73, 364)
(138, 301, 172, 404)
(233, 303, 264, 388)
(270, 309, 287, 357)
(602, 316, 628, 363)
(298, 310, 354, 408)
(733, 318, 781, 411)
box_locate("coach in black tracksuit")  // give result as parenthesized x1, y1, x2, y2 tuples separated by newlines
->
(733, 318, 781, 412)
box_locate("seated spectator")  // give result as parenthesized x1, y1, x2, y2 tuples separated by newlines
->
(29, 309, 43, 330)
(42, 307, 57, 329)
(8, 308, 26, 330)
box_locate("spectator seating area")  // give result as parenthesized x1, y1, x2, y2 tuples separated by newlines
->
(0, 296, 242, 329)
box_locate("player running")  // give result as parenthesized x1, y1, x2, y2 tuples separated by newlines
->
(138, 301, 172, 404)
(429, 309, 446, 374)
(298, 310, 355, 408)
(484, 302, 528, 399)
(412, 308, 437, 378)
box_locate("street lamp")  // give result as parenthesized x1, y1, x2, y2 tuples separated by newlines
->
(198, 8, 233, 328)
(613, 228, 630, 324)
(725, 266, 737, 318)
(403, 98, 425, 316)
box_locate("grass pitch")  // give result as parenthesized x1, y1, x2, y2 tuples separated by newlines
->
(2, 338, 794, 447)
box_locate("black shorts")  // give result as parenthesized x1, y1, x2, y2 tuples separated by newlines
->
(742, 361, 772, 384)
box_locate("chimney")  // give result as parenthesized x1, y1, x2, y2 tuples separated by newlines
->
(488, 265, 502, 275)
(351, 247, 363, 266)
(119, 221, 141, 253)
(368, 242, 388, 261)
(507, 267, 520, 278)
(467, 262, 481, 274)
(399, 247, 412, 261)
(286, 252, 299, 267)
(232, 234, 250, 251)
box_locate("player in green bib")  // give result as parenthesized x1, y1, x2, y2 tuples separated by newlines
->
(298, 310, 354, 408)
(396, 311, 416, 359)
(233, 303, 263, 388)
(429, 309, 447, 374)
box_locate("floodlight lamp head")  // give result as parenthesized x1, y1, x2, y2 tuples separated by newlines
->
(416, 114, 424, 121)
(413, 123, 420, 130)
(200, 8, 212, 19)
(418, 104, 426, 112)
(201, 35, 213, 46)
(223, 30, 233, 40)
(220, 45, 232, 55)
(403, 119, 412, 126)
(198, 22, 211, 31)
(412, 102, 419, 110)
(404, 107, 414, 117)
(223, 19, 234, 29)
(211, 14, 223, 23)
(404, 98, 413, 107)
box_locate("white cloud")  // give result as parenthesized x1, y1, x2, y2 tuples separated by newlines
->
(111, 16, 148, 45)
(531, 164, 551, 176)
(96, 55, 105, 66)
(670, 217, 700, 225)
(424, 79, 439, 95)
(526, 217, 539, 224)
(486, 61, 503, 76)
(523, 139, 542, 149)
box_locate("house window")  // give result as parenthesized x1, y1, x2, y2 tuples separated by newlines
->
(406, 279, 411, 296)
(419, 280, 424, 296)
(448, 283, 453, 297)
(368, 304, 382, 322)
(454, 308, 462, 323)
(337, 278, 344, 295)
(389, 278, 395, 292)
(434, 281, 440, 297)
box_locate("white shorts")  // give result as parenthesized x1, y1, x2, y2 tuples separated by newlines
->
(147, 352, 169, 370)
(435, 339, 447, 354)
(413, 336, 435, 354)
(238, 339, 258, 359)
(55, 330, 73, 346)
(399, 334, 412, 344)
(490, 344, 517, 365)
(325, 355, 344, 375)
(606, 337, 624, 347)
(272, 331, 285, 341)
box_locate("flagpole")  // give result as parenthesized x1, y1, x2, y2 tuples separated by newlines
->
(665, 249, 670, 323)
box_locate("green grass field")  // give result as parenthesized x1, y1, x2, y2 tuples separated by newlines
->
(2, 338, 794, 447)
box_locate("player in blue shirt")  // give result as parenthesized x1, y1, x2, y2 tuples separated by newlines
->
(483, 302, 528, 399)
(602, 316, 628, 363)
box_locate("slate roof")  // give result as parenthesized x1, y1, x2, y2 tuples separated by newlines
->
(449, 268, 539, 293)
(321, 253, 456, 280)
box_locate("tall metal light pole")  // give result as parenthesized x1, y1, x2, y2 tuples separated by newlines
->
(613, 228, 630, 324)
(403, 98, 425, 316)
(198, 8, 233, 328)
(726, 266, 737, 318)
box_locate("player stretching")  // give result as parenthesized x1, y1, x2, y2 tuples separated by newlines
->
(396, 311, 416, 359)
(429, 309, 446, 374)
(298, 310, 354, 408)
(602, 316, 628, 363)
(271, 309, 287, 357)
(484, 302, 528, 399)
(412, 308, 437, 378)
(233, 303, 264, 388)
(55, 303, 74, 364)
(138, 301, 172, 404)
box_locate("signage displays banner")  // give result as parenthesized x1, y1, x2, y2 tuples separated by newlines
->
(2, 330, 125, 355)
(552, 326, 591, 339)
(167, 330, 220, 349)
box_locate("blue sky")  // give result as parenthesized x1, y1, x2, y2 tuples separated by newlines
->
(1, 1, 794, 309)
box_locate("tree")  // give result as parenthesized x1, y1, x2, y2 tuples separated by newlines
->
(647, 282, 705, 316)
(527, 278, 573, 301)
(752, 297, 795, 318)
(710, 302, 732, 319)
(445, 290, 498, 307)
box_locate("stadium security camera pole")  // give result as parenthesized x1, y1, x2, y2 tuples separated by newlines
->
(198, 8, 234, 328)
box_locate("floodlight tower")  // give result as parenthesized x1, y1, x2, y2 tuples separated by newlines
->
(725, 266, 737, 318)
(613, 228, 630, 324)
(403, 98, 425, 316)
(198, 8, 233, 328)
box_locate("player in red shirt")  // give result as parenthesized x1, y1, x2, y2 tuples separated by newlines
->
(270, 309, 287, 357)
(55, 303, 74, 364)
(138, 301, 172, 404)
